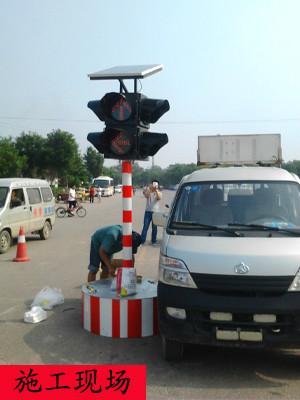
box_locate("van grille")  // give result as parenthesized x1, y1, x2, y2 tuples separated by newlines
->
(190, 273, 293, 297)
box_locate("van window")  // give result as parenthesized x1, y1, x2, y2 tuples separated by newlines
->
(0, 187, 8, 208)
(26, 188, 42, 204)
(10, 188, 25, 208)
(41, 187, 53, 202)
(170, 181, 300, 231)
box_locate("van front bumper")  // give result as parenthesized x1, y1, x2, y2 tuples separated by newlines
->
(158, 282, 300, 348)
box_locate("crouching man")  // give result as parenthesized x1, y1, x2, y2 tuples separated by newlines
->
(87, 224, 142, 282)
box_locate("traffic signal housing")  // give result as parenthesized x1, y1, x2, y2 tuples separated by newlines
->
(87, 92, 169, 160)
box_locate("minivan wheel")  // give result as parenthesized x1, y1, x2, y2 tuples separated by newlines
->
(39, 221, 51, 240)
(162, 336, 184, 361)
(0, 230, 12, 254)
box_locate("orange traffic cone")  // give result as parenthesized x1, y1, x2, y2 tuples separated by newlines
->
(13, 227, 30, 262)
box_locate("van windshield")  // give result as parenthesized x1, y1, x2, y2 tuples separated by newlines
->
(170, 181, 300, 231)
(0, 187, 8, 208)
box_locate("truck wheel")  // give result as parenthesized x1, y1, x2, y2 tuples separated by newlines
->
(39, 221, 52, 240)
(0, 230, 12, 254)
(162, 336, 184, 361)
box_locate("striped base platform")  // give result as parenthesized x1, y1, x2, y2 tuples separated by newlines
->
(82, 278, 159, 338)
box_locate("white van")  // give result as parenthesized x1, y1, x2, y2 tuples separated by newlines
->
(154, 166, 300, 360)
(0, 178, 55, 253)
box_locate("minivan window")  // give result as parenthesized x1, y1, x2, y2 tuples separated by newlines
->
(170, 181, 300, 230)
(41, 187, 53, 202)
(0, 187, 9, 208)
(10, 188, 25, 208)
(27, 188, 42, 204)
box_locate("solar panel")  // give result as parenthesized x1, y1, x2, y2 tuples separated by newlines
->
(88, 64, 163, 80)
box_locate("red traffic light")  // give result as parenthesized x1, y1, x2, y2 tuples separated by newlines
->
(102, 93, 133, 121)
(110, 130, 134, 155)
(88, 93, 135, 123)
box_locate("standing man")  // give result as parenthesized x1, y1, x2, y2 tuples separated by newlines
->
(87, 224, 142, 282)
(140, 180, 162, 245)
(89, 185, 95, 203)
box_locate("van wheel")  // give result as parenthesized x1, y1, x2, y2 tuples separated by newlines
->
(39, 221, 51, 240)
(162, 336, 184, 361)
(0, 230, 11, 254)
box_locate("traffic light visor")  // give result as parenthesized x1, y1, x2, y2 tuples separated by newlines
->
(140, 98, 170, 124)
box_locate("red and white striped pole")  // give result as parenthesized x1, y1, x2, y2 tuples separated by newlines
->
(121, 160, 133, 268)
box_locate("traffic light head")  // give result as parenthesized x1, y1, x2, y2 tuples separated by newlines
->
(87, 91, 170, 160)
(87, 128, 137, 160)
(88, 92, 138, 125)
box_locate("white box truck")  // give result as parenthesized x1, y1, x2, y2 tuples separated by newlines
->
(197, 134, 282, 165)
(154, 134, 300, 360)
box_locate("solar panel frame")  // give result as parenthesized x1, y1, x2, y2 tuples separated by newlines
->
(88, 64, 163, 80)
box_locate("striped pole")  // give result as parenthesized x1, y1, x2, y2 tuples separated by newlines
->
(122, 160, 133, 268)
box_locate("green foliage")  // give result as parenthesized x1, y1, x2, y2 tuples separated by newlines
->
(0, 137, 26, 177)
(84, 147, 104, 179)
(15, 132, 47, 178)
(44, 129, 88, 185)
(282, 160, 300, 177)
(162, 163, 199, 186)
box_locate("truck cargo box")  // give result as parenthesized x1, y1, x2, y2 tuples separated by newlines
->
(197, 134, 282, 165)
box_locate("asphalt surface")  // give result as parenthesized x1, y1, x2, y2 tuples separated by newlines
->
(1, 189, 300, 400)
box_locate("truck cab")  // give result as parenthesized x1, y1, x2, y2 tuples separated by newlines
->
(155, 139, 300, 360)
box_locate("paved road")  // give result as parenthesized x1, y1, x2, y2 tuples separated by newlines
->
(1, 190, 300, 400)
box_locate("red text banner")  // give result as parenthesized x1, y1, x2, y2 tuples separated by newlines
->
(0, 364, 146, 400)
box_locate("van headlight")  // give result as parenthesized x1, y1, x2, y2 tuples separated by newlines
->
(288, 268, 300, 291)
(159, 255, 197, 288)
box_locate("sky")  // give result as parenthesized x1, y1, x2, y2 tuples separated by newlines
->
(0, 0, 300, 169)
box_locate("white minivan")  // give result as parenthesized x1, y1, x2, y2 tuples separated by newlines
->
(0, 178, 55, 253)
(155, 167, 300, 360)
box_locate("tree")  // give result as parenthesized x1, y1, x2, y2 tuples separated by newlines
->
(84, 147, 104, 179)
(282, 161, 300, 177)
(15, 132, 47, 178)
(0, 137, 26, 177)
(45, 129, 84, 185)
(163, 163, 199, 186)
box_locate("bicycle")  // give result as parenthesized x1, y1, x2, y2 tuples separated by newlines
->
(55, 202, 87, 218)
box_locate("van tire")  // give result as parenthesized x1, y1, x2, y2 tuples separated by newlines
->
(39, 221, 51, 240)
(0, 230, 11, 254)
(162, 336, 184, 361)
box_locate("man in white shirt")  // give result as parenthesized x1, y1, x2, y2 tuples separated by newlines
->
(140, 180, 162, 245)
(68, 186, 76, 215)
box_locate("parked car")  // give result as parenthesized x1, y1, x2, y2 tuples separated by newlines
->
(114, 184, 122, 193)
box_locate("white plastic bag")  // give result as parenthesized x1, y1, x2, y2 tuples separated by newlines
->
(116, 268, 137, 296)
(24, 306, 48, 323)
(31, 286, 64, 310)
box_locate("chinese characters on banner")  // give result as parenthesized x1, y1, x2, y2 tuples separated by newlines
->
(0, 365, 146, 400)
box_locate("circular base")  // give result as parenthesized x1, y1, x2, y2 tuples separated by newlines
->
(13, 257, 30, 262)
(81, 278, 159, 338)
